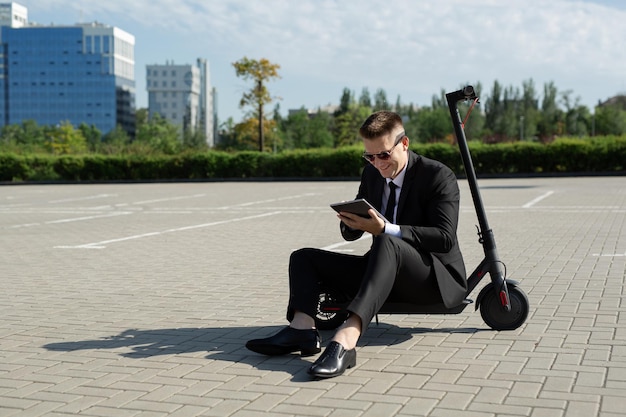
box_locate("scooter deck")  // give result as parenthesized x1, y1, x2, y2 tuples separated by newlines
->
(377, 298, 473, 315)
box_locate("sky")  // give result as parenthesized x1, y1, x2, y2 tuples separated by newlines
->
(23, 0, 626, 124)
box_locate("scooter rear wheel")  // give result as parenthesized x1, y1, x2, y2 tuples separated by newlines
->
(480, 285, 529, 330)
(315, 289, 349, 331)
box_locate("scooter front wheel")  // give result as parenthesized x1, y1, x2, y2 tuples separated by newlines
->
(480, 285, 529, 330)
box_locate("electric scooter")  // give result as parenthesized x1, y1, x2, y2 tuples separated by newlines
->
(314, 86, 530, 331)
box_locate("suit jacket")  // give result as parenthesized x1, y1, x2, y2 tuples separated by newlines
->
(341, 150, 468, 308)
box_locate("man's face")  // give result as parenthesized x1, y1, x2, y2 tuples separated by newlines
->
(362, 130, 409, 179)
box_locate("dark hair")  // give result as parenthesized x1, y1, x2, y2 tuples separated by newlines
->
(359, 111, 403, 139)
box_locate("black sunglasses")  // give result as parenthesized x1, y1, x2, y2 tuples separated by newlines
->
(362, 131, 406, 163)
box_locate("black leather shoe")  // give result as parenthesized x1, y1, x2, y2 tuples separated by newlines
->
(308, 341, 356, 378)
(246, 327, 321, 356)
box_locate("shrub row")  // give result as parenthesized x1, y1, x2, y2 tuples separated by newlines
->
(1, 137, 625, 182)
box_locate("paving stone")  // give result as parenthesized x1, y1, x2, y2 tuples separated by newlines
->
(1, 178, 624, 416)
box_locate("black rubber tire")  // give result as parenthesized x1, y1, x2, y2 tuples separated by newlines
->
(480, 285, 529, 330)
(314, 290, 349, 331)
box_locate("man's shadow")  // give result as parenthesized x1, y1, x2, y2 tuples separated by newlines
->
(43, 324, 485, 381)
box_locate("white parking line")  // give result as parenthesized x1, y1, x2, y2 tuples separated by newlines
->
(54, 211, 282, 249)
(49, 194, 117, 204)
(93, 193, 207, 209)
(593, 251, 626, 257)
(522, 191, 554, 208)
(221, 193, 319, 208)
(320, 234, 370, 251)
(7, 212, 132, 229)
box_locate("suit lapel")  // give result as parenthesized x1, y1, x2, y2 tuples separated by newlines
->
(372, 174, 386, 211)
(397, 151, 419, 219)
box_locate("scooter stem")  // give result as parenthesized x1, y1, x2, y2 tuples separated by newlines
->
(446, 86, 511, 312)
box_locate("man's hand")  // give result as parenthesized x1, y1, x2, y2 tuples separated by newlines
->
(338, 209, 386, 236)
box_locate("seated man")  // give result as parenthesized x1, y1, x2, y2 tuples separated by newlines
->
(246, 111, 468, 378)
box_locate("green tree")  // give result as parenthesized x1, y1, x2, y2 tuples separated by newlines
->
(101, 125, 130, 154)
(457, 83, 486, 142)
(414, 107, 453, 142)
(272, 104, 290, 150)
(0, 124, 21, 148)
(484, 81, 527, 141)
(182, 127, 208, 150)
(216, 117, 239, 150)
(135, 113, 181, 154)
(0, 120, 47, 151)
(518, 79, 540, 140)
(281, 108, 334, 149)
(232, 57, 281, 151)
(336, 88, 354, 116)
(45, 121, 87, 154)
(333, 107, 371, 147)
(560, 90, 591, 136)
(594, 105, 626, 135)
(484, 80, 503, 139)
(537, 81, 562, 140)
(282, 109, 309, 149)
(216, 116, 280, 152)
(308, 111, 334, 148)
(358, 88, 372, 108)
(238, 117, 280, 151)
(78, 123, 102, 152)
(373, 88, 389, 111)
(394, 95, 402, 112)
(135, 108, 149, 128)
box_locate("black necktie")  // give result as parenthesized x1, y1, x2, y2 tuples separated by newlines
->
(384, 182, 398, 222)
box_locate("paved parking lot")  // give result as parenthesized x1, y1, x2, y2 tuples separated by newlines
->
(1, 176, 625, 416)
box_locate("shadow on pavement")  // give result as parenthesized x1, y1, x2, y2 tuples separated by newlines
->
(43, 324, 487, 381)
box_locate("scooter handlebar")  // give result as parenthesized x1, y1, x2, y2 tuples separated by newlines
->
(445, 85, 478, 104)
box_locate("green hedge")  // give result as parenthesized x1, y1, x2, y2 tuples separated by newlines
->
(1, 136, 625, 182)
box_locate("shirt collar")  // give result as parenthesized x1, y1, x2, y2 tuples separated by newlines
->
(387, 164, 407, 189)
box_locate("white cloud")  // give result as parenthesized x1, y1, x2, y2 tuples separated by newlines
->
(26, 0, 626, 117)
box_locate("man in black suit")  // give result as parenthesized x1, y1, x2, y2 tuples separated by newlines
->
(246, 111, 467, 378)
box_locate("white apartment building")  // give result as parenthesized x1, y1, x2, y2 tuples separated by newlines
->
(146, 58, 215, 147)
(0, 2, 27, 28)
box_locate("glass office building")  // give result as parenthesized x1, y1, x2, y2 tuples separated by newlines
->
(0, 3, 136, 136)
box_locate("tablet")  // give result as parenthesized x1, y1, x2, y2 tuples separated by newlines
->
(330, 198, 385, 219)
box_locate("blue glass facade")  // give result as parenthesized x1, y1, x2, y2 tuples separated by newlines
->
(0, 25, 135, 136)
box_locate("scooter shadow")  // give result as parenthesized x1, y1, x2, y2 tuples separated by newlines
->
(43, 324, 486, 381)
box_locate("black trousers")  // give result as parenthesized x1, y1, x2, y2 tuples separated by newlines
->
(287, 234, 442, 329)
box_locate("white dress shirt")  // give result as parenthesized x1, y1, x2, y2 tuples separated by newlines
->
(381, 166, 407, 237)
